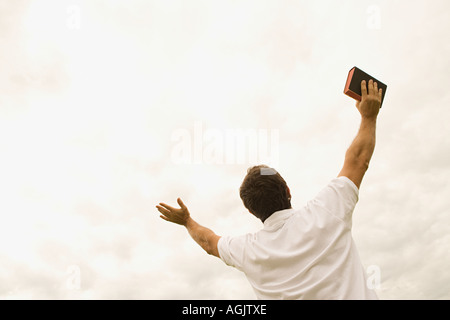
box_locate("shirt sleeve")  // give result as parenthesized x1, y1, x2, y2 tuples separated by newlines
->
(308, 176, 359, 228)
(217, 234, 248, 271)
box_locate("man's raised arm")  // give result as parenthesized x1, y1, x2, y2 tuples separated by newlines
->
(339, 79, 382, 189)
(156, 198, 221, 257)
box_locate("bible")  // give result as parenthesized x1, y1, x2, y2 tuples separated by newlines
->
(344, 66, 387, 107)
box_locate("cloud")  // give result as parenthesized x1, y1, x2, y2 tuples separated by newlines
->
(0, 0, 449, 300)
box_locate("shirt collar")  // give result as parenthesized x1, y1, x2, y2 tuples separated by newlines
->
(263, 208, 296, 229)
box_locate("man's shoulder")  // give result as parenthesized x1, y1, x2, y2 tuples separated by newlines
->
(334, 176, 360, 192)
(317, 176, 359, 201)
(304, 176, 360, 228)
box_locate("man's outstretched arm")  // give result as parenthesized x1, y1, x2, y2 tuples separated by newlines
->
(339, 79, 382, 189)
(156, 198, 221, 257)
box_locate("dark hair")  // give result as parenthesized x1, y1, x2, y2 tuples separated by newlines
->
(239, 165, 291, 222)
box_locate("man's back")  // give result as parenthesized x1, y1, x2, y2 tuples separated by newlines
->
(218, 177, 378, 299)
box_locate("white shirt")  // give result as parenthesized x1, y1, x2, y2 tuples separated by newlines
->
(218, 176, 378, 300)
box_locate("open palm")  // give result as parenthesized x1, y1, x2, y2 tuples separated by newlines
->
(156, 198, 190, 226)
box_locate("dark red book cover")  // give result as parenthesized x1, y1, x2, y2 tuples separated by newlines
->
(344, 67, 387, 107)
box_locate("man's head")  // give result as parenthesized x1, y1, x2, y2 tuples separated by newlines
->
(239, 165, 292, 223)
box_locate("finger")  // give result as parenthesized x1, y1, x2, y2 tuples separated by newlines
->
(368, 79, 374, 95)
(158, 202, 177, 211)
(156, 205, 171, 216)
(378, 87, 383, 99)
(361, 80, 367, 98)
(177, 198, 186, 209)
(159, 215, 170, 221)
(373, 81, 378, 93)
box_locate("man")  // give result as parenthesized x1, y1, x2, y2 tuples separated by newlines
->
(156, 79, 382, 299)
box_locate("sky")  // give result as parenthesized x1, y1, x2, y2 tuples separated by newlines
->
(0, 0, 449, 299)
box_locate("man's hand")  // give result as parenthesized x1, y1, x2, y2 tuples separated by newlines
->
(156, 198, 190, 226)
(356, 79, 382, 119)
(155, 198, 221, 257)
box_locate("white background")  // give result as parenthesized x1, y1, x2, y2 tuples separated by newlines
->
(0, 0, 449, 299)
